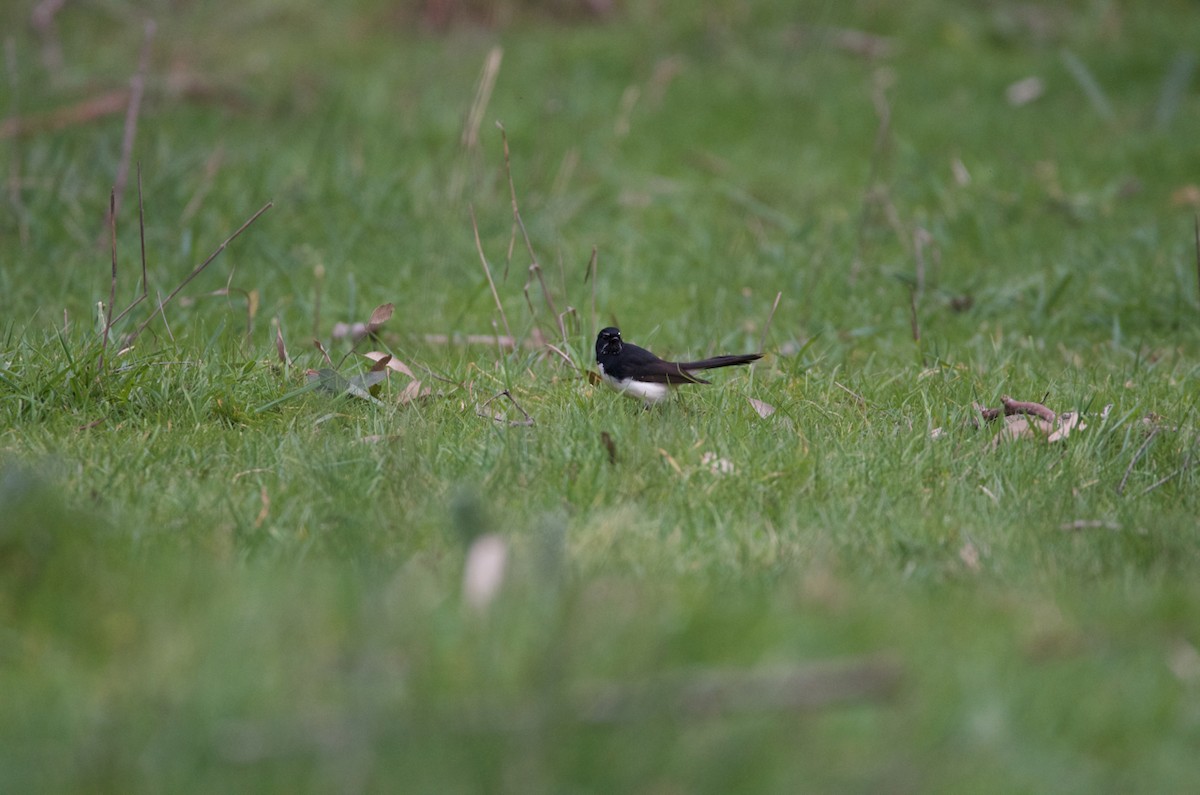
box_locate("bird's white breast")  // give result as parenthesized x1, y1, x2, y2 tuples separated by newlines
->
(597, 364, 671, 404)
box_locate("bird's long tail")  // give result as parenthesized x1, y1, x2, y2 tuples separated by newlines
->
(678, 353, 762, 371)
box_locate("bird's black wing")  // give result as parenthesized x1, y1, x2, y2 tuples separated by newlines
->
(603, 343, 710, 384)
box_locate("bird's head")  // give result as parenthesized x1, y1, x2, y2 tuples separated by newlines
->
(596, 327, 622, 358)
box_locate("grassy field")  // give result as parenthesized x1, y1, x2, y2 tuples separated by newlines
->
(3, 0, 1200, 791)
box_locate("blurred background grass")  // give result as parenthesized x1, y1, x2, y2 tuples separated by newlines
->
(2, 0, 1200, 792)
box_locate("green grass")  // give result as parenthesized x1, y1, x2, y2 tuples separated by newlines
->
(3, 0, 1200, 791)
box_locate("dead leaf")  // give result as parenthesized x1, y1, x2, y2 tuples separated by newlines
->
(989, 411, 1087, 449)
(398, 379, 430, 405)
(1046, 411, 1086, 442)
(748, 397, 776, 419)
(366, 302, 395, 334)
(363, 351, 415, 378)
(274, 318, 289, 365)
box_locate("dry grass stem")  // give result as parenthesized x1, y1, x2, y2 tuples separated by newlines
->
(1061, 49, 1115, 122)
(109, 20, 156, 224)
(908, 286, 920, 343)
(462, 46, 502, 150)
(834, 380, 868, 407)
(127, 201, 273, 345)
(469, 204, 514, 344)
(852, 67, 894, 282)
(109, 164, 150, 328)
(181, 146, 225, 223)
(585, 246, 598, 335)
(99, 191, 118, 372)
(496, 123, 564, 341)
(476, 389, 534, 427)
(30, 0, 66, 73)
(759, 290, 781, 353)
(1118, 427, 1161, 495)
(0, 89, 129, 139)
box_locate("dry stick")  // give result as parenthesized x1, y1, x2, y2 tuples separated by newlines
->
(109, 20, 155, 225)
(127, 201, 272, 345)
(469, 204, 514, 345)
(1117, 427, 1161, 495)
(759, 290, 781, 354)
(1000, 395, 1056, 423)
(497, 122, 566, 342)
(98, 191, 118, 373)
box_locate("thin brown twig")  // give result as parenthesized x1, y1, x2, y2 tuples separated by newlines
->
(127, 201, 272, 345)
(469, 204, 513, 344)
(1118, 427, 1161, 495)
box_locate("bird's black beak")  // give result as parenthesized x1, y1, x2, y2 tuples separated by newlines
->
(603, 336, 621, 355)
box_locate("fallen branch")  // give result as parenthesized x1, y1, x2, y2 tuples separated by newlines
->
(978, 395, 1057, 424)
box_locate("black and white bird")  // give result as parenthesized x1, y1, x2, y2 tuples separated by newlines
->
(594, 326, 762, 406)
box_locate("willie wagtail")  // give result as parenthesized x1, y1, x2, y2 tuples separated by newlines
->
(594, 326, 762, 406)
